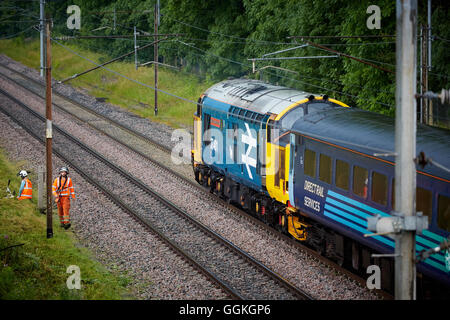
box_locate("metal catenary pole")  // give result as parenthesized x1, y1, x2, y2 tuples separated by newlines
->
(45, 15, 53, 239)
(154, 0, 159, 116)
(394, 0, 417, 299)
(427, 0, 433, 125)
(134, 26, 139, 70)
(40, 0, 45, 77)
(420, 25, 429, 125)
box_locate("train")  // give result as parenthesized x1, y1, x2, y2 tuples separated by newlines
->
(191, 78, 450, 295)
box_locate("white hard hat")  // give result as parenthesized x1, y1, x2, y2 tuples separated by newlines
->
(59, 166, 69, 174)
(18, 170, 28, 178)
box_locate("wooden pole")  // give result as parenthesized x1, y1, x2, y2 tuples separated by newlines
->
(45, 16, 53, 239)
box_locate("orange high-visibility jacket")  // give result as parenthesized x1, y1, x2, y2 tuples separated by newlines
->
(18, 178, 32, 200)
(52, 176, 75, 199)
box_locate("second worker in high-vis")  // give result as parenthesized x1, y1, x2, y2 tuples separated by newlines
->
(52, 166, 75, 229)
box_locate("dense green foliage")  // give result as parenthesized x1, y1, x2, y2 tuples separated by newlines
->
(1, 0, 448, 119)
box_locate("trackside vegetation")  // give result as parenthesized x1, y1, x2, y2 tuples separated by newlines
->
(0, 148, 134, 299)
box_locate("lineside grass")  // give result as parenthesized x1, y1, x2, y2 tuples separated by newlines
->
(0, 148, 134, 299)
(0, 37, 212, 129)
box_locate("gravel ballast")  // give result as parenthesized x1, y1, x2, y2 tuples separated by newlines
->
(0, 55, 381, 299)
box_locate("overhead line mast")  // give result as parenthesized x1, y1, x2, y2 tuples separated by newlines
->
(154, 0, 160, 116)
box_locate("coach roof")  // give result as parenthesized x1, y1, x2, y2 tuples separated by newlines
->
(290, 106, 450, 181)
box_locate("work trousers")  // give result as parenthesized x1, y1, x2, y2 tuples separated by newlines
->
(57, 196, 71, 225)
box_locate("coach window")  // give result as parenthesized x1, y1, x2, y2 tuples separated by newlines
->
(437, 194, 450, 232)
(416, 187, 433, 224)
(304, 149, 316, 178)
(371, 171, 388, 206)
(319, 154, 332, 184)
(335, 159, 349, 190)
(353, 166, 368, 198)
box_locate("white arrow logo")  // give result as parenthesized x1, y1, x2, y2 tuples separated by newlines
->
(241, 123, 257, 179)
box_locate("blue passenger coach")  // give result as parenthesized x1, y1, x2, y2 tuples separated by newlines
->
(289, 106, 450, 288)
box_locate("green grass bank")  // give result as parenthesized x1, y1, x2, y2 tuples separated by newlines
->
(0, 37, 212, 129)
(0, 149, 134, 299)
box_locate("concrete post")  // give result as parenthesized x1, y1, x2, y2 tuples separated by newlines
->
(394, 0, 418, 300)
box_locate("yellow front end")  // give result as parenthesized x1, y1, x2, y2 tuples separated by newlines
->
(265, 141, 290, 205)
(192, 114, 202, 165)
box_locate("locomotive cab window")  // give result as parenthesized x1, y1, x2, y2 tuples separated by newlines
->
(371, 171, 388, 206)
(319, 154, 332, 184)
(203, 113, 211, 145)
(335, 159, 349, 191)
(353, 166, 368, 198)
(304, 149, 316, 178)
(437, 194, 450, 232)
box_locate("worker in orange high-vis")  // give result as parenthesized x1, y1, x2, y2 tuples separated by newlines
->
(52, 166, 75, 230)
(17, 170, 32, 200)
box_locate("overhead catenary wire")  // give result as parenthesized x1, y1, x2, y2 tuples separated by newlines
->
(50, 23, 395, 107)
(303, 40, 395, 74)
(288, 35, 396, 39)
(434, 35, 450, 44)
(0, 23, 37, 40)
(50, 37, 202, 107)
(58, 37, 168, 83)
(54, 33, 184, 40)
(173, 40, 394, 107)
(157, 40, 394, 95)
(27, 32, 449, 173)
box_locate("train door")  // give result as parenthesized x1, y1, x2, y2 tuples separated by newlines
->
(266, 115, 289, 204)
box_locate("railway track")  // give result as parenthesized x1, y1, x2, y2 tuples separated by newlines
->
(0, 62, 390, 299)
(0, 86, 313, 300)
